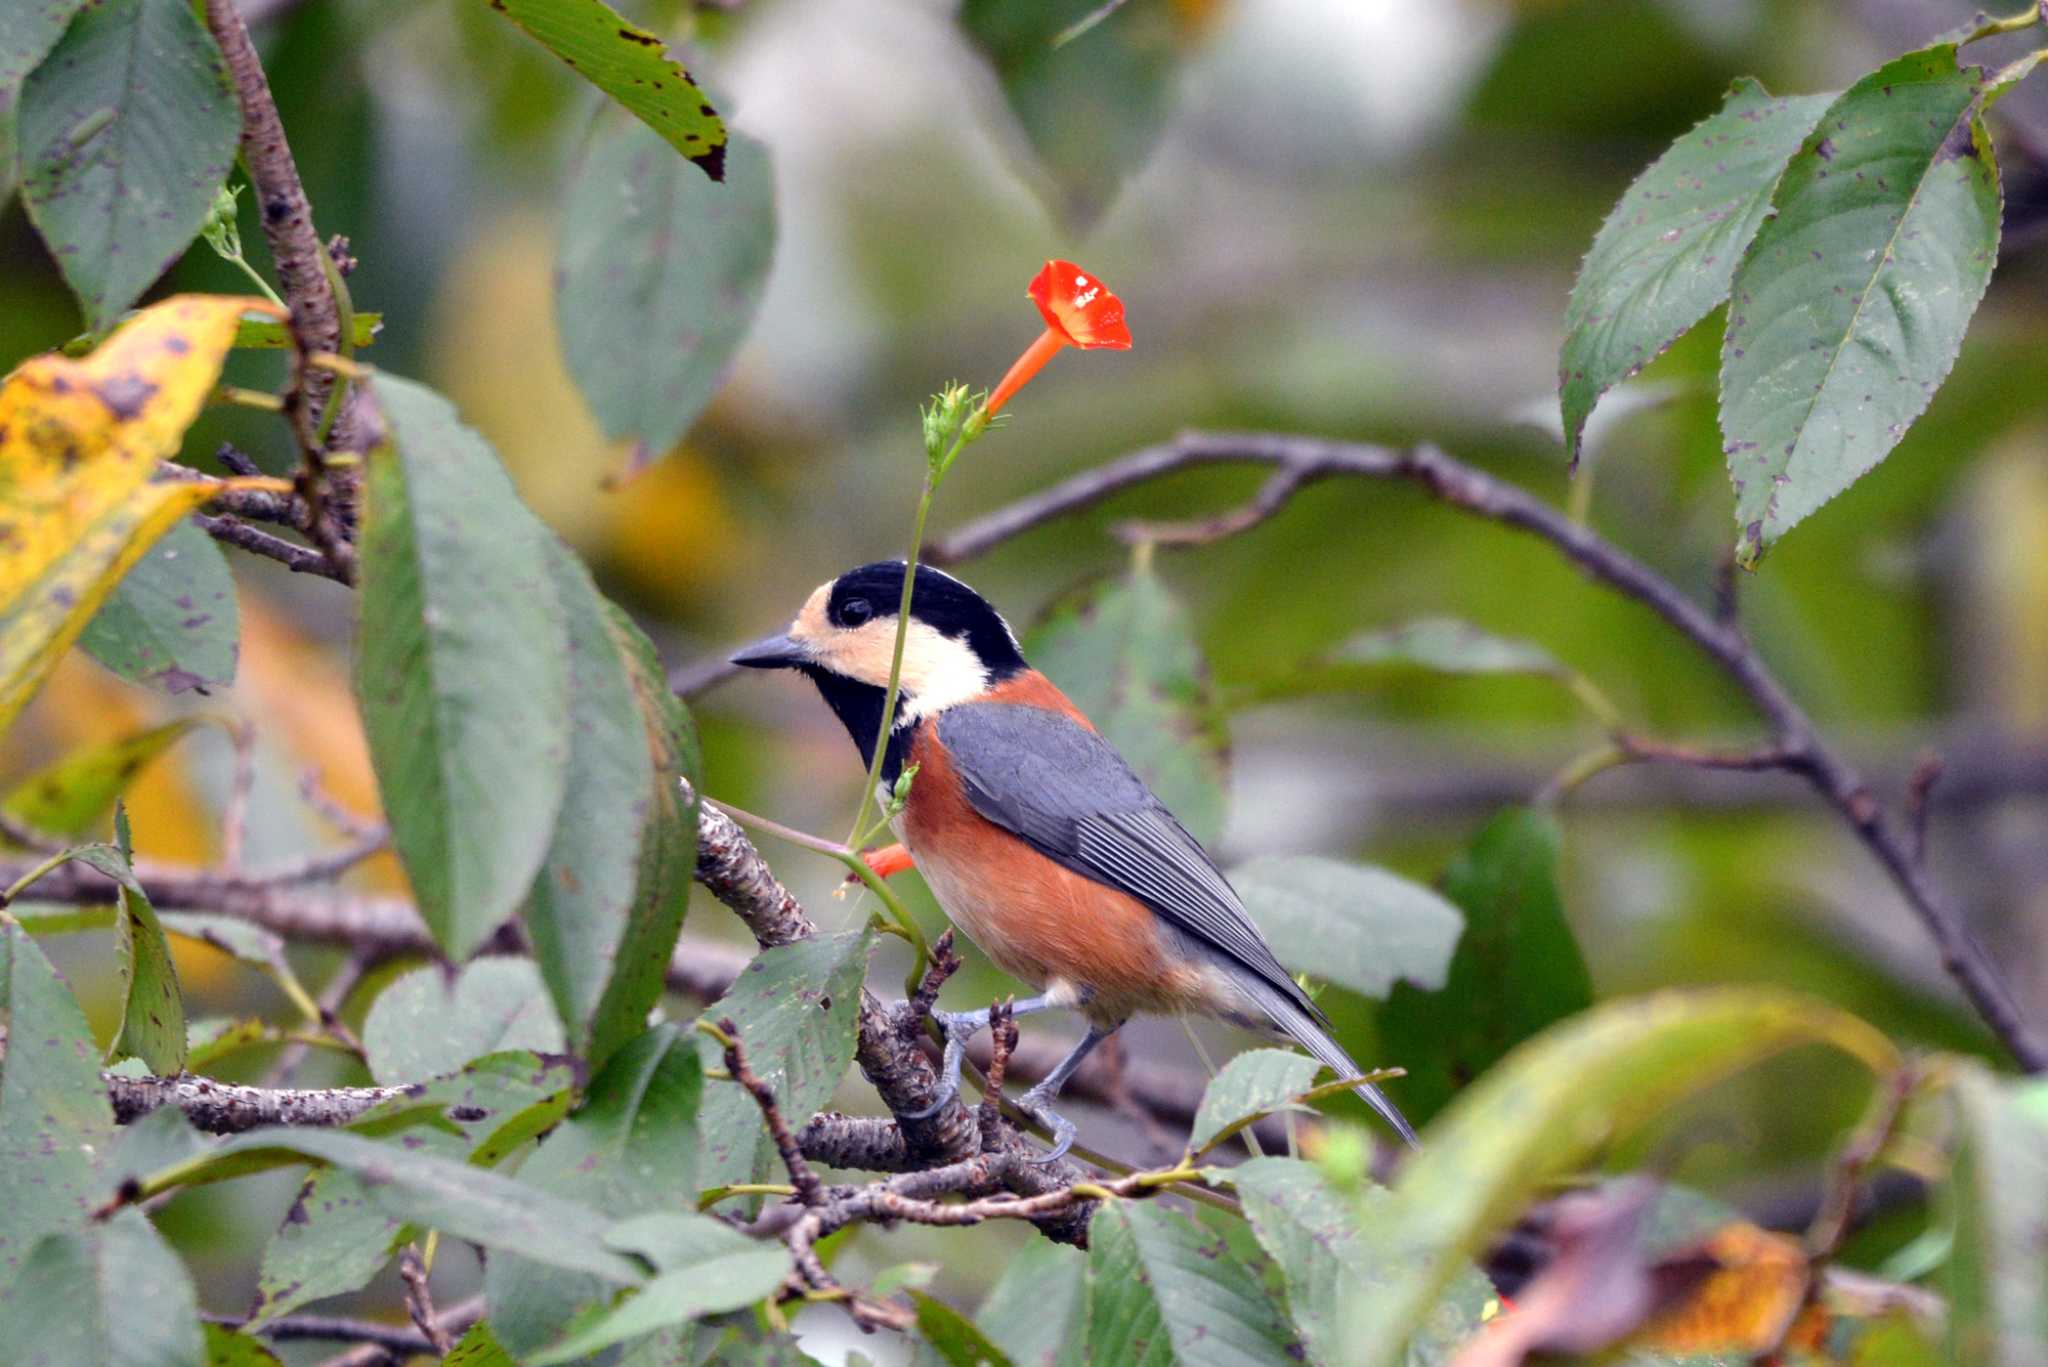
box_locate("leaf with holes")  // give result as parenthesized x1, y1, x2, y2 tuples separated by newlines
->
(1028, 570, 1228, 845)
(1373, 808, 1591, 1126)
(484, 1025, 704, 1354)
(1343, 989, 1897, 1363)
(16, 0, 240, 327)
(1084, 1199, 1302, 1365)
(1561, 78, 1831, 465)
(0, 1209, 205, 1367)
(485, 0, 726, 179)
(355, 374, 571, 959)
(0, 296, 277, 733)
(1230, 854, 1464, 1001)
(695, 929, 872, 1194)
(521, 540, 697, 1073)
(1720, 45, 2003, 565)
(78, 519, 237, 695)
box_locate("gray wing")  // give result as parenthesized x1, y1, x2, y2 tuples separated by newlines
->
(936, 702, 1323, 1023)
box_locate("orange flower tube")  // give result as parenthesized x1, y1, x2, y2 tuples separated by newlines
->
(984, 260, 1132, 416)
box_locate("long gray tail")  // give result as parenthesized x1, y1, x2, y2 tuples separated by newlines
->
(1242, 979, 1419, 1149)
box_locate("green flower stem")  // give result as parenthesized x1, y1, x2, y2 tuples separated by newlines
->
(845, 470, 939, 848)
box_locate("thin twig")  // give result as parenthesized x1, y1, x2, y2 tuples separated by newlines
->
(265, 951, 372, 1087)
(1906, 751, 1945, 865)
(714, 1017, 825, 1208)
(297, 771, 385, 843)
(398, 1244, 453, 1356)
(194, 513, 353, 583)
(221, 721, 258, 872)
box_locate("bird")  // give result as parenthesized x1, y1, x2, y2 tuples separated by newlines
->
(731, 561, 1417, 1161)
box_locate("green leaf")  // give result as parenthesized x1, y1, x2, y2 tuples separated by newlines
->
(1373, 808, 1592, 1126)
(528, 1213, 792, 1365)
(521, 542, 697, 1072)
(484, 1024, 704, 1354)
(445, 1321, 520, 1366)
(2, 718, 201, 838)
(1229, 1158, 1493, 1367)
(356, 373, 571, 959)
(78, 519, 238, 694)
(1560, 78, 1830, 464)
(976, 1239, 1084, 1367)
(0, 919, 116, 1269)
(0, 1210, 204, 1367)
(182, 1016, 272, 1070)
(1188, 1048, 1322, 1155)
(1947, 1064, 2048, 1363)
(1229, 855, 1464, 1000)
(106, 806, 186, 1074)
(1027, 570, 1228, 845)
(558, 117, 775, 463)
(696, 929, 873, 1194)
(484, 0, 726, 179)
(959, 0, 1183, 227)
(0, 0, 89, 94)
(15, 0, 240, 328)
(200, 1324, 283, 1367)
(1343, 988, 1897, 1363)
(248, 1051, 576, 1328)
(912, 1290, 1017, 1367)
(362, 958, 566, 1084)
(139, 1128, 645, 1282)
(1721, 45, 2002, 565)
(1084, 1200, 1301, 1365)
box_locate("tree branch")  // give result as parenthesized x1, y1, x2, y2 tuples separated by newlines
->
(858, 430, 2045, 1071)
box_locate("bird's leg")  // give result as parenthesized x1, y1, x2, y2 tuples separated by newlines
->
(1015, 1022, 1119, 1164)
(903, 993, 1061, 1120)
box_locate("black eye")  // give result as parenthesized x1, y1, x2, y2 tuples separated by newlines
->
(840, 598, 873, 626)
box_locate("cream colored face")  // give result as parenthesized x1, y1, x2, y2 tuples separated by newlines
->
(786, 581, 993, 723)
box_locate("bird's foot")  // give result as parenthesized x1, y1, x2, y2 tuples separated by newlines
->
(902, 1007, 997, 1120)
(1015, 1083, 1079, 1164)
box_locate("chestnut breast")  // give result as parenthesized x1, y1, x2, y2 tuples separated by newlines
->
(894, 671, 1227, 1021)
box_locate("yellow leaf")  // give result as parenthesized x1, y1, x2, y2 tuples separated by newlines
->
(1631, 1221, 1814, 1354)
(0, 480, 226, 733)
(0, 294, 282, 612)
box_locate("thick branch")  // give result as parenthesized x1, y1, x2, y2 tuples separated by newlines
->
(109, 1073, 408, 1131)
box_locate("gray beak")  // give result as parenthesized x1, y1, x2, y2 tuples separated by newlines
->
(730, 633, 809, 670)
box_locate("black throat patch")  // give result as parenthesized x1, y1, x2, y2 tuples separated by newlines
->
(802, 666, 919, 787)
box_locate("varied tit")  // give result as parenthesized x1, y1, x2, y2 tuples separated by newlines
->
(732, 562, 1417, 1160)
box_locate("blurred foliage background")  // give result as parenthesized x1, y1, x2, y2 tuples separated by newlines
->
(5, 0, 2048, 1356)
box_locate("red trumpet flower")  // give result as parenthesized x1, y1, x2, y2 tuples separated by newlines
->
(984, 260, 1132, 417)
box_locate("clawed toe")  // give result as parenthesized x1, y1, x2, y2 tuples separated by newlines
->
(904, 1008, 993, 1120)
(1017, 1088, 1079, 1164)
